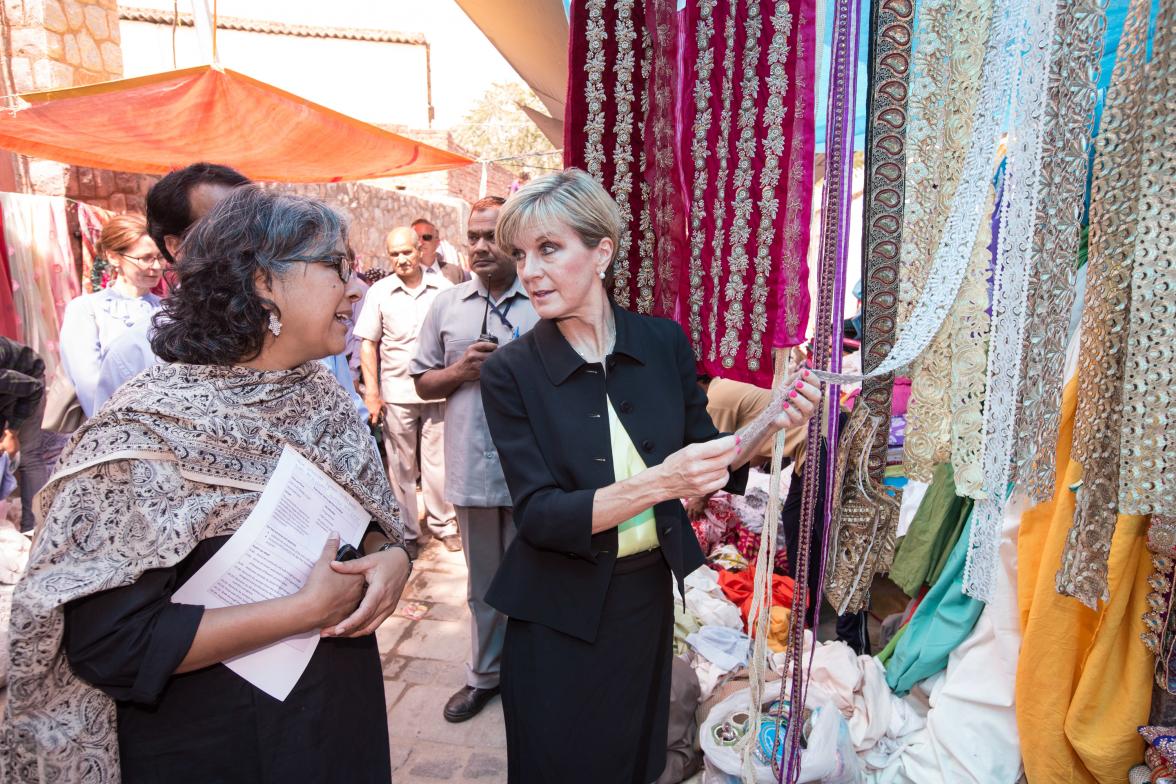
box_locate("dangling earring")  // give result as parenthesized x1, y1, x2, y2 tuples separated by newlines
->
(598, 269, 606, 280)
(267, 311, 282, 337)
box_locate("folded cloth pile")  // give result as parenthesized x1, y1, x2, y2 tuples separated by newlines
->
(683, 566, 744, 630)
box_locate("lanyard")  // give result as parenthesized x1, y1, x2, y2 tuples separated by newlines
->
(483, 294, 515, 331)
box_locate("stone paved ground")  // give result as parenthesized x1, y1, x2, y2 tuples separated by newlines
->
(380, 534, 508, 783)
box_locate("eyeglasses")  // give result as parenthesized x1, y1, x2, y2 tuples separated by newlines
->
(418, 233, 435, 242)
(319, 253, 352, 284)
(118, 251, 167, 269)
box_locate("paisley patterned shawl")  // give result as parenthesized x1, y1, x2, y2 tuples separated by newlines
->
(1, 361, 401, 784)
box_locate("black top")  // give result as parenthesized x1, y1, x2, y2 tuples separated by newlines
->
(64, 535, 390, 784)
(0, 336, 45, 431)
(480, 305, 747, 643)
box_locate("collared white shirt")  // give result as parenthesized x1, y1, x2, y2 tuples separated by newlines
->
(353, 272, 452, 405)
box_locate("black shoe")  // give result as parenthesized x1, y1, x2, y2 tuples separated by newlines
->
(441, 534, 462, 553)
(443, 685, 499, 723)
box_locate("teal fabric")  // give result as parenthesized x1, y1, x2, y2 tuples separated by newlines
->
(883, 512, 984, 695)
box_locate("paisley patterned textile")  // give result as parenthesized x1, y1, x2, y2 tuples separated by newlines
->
(565, 0, 817, 387)
(0, 361, 401, 783)
(1060, 0, 1160, 607)
(856, 0, 913, 485)
(827, 0, 912, 616)
(824, 403, 900, 614)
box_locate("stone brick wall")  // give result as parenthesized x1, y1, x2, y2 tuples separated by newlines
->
(2, 0, 124, 195)
(61, 165, 473, 268)
(264, 181, 470, 269)
(64, 165, 153, 213)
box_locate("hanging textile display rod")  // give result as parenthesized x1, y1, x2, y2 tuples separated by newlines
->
(773, 0, 860, 778)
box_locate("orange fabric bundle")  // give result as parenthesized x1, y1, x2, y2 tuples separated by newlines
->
(716, 565, 799, 631)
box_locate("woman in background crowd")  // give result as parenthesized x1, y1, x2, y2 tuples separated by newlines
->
(2, 187, 411, 783)
(58, 214, 163, 416)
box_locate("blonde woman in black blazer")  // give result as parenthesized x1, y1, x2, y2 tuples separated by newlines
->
(481, 168, 820, 784)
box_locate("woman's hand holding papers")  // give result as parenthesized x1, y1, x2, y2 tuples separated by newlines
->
(300, 534, 366, 632)
(323, 544, 412, 638)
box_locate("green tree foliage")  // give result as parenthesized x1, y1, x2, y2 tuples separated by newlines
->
(451, 81, 558, 176)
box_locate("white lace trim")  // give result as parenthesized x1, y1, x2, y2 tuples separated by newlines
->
(963, 0, 1059, 602)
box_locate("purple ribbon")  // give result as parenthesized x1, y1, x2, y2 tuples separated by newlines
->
(778, 0, 860, 779)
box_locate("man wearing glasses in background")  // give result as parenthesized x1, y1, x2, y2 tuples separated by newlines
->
(356, 227, 458, 560)
(413, 217, 466, 285)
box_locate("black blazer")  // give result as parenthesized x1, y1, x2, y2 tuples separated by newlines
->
(480, 304, 748, 643)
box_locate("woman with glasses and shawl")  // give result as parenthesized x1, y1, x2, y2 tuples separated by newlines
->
(1, 187, 411, 784)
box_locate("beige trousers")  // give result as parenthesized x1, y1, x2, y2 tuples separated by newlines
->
(381, 401, 456, 541)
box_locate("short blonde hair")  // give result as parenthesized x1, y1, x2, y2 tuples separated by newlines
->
(98, 213, 149, 258)
(495, 168, 622, 262)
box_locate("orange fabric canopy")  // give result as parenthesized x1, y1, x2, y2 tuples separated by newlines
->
(0, 66, 473, 182)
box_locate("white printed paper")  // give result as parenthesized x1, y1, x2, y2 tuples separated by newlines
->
(172, 445, 370, 700)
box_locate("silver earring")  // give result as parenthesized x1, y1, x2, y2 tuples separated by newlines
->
(267, 312, 282, 337)
(598, 269, 606, 280)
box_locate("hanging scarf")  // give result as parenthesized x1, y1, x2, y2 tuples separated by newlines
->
(1117, 0, 1175, 519)
(897, 0, 993, 493)
(963, 0, 1061, 602)
(566, 0, 817, 388)
(0, 361, 401, 784)
(0, 193, 81, 382)
(569, 0, 685, 319)
(1011, 0, 1107, 505)
(1059, 0, 1160, 607)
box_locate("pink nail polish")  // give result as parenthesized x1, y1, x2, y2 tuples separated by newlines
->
(795, 381, 804, 390)
(803, 369, 810, 378)
(735, 435, 742, 446)
(789, 390, 798, 398)
(782, 402, 790, 410)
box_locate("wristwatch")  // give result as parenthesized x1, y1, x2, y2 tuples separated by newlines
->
(378, 541, 413, 574)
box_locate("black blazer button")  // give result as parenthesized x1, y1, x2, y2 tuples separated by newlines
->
(641, 439, 654, 453)
(620, 400, 633, 413)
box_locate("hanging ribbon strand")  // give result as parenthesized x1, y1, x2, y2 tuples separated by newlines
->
(776, 0, 859, 777)
(823, 0, 914, 617)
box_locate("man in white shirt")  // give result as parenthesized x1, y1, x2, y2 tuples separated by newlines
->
(412, 218, 465, 285)
(355, 227, 457, 557)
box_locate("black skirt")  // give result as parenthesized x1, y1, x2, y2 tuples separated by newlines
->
(501, 549, 673, 784)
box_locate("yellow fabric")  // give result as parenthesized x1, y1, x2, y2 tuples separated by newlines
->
(608, 399, 659, 557)
(0, 66, 472, 182)
(1016, 378, 1151, 783)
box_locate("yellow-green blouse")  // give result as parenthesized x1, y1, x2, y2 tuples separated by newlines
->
(608, 398, 659, 557)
